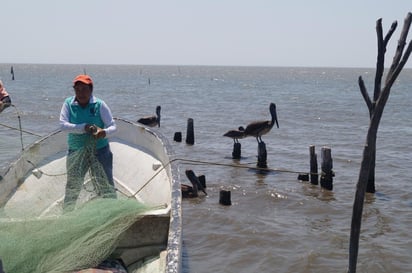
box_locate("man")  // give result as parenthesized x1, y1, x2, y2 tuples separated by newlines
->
(0, 80, 11, 113)
(59, 74, 117, 211)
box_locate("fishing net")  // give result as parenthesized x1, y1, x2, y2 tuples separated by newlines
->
(0, 136, 149, 273)
(63, 136, 117, 213)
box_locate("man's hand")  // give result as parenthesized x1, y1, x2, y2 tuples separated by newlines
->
(84, 124, 105, 139)
(93, 126, 106, 139)
(84, 124, 97, 134)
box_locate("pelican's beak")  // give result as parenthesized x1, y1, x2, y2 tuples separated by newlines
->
(274, 107, 279, 128)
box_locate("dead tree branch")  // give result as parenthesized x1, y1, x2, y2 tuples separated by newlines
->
(348, 11, 412, 273)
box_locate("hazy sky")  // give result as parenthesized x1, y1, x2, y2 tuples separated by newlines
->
(2, 0, 412, 68)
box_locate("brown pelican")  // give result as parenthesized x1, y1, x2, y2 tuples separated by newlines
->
(137, 105, 161, 127)
(244, 103, 279, 143)
(223, 126, 245, 143)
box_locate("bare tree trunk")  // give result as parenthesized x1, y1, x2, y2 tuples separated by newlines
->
(366, 152, 376, 193)
(348, 12, 412, 273)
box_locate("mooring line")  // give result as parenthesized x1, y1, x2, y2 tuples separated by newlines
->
(26, 152, 318, 199)
(131, 157, 317, 198)
(172, 158, 314, 175)
(0, 121, 42, 137)
(0, 104, 43, 152)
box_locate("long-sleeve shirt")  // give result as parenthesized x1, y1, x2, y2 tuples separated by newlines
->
(59, 95, 117, 150)
(0, 84, 9, 101)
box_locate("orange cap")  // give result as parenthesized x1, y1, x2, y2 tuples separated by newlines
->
(73, 74, 93, 85)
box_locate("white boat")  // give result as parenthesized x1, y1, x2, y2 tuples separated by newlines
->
(0, 118, 182, 273)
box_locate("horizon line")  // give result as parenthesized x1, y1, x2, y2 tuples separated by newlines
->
(0, 62, 399, 70)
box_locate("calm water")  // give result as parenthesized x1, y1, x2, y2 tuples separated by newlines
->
(0, 64, 411, 273)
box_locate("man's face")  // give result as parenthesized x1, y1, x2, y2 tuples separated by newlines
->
(73, 82, 92, 106)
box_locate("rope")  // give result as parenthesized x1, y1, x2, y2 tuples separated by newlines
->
(27, 160, 66, 177)
(30, 155, 317, 197)
(27, 147, 318, 197)
(12, 104, 24, 151)
(130, 157, 317, 198)
(0, 104, 43, 152)
(0, 121, 42, 136)
(174, 158, 313, 174)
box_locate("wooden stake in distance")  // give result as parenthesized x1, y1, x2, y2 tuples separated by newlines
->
(309, 145, 319, 185)
(186, 118, 194, 145)
(219, 189, 231, 206)
(232, 142, 241, 159)
(173, 132, 182, 142)
(257, 142, 267, 168)
(320, 146, 333, 190)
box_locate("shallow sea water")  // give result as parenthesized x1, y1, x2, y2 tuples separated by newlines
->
(0, 64, 411, 272)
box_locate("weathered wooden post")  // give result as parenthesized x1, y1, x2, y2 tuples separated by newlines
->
(257, 142, 267, 168)
(232, 142, 241, 159)
(11, 66, 15, 80)
(320, 146, 333, 190)
(297, 173, 309, 181)
(198, 174, 206, 189)
(309, 145, 319, 185)
(186, 118, 194, 145)
(219, 189, 231, 206)
(173, 132, 182, 142)
(182, 170, 207, 198)
(223, 126, 245, 159)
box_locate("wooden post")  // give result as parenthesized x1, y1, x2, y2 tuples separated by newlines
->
(256, 142, 267, 168)
(183, 169, 207, 197)
(11, 66, 15, 80)
(186, 118, 194, 145)
(173, 132, 182, 142)
(309, 145, 319, 185)
(232, 142, 241, 159)
(297, 173, 309, 181)
(198, 175, 206, 189)
(219, 190, 231, 206)
(320, 146, 333, 190)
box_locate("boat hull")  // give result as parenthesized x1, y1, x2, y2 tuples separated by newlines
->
(0, 118, 182, 273)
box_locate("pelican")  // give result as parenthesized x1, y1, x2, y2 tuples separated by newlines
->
(223, 126, 245, 143)
(137, 105, 161, 127)
(244, 103, 279, 143)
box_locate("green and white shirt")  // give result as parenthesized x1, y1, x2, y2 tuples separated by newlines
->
(59, 96, 117, 150)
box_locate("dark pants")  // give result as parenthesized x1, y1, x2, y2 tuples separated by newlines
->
(63, 144, 116, 211)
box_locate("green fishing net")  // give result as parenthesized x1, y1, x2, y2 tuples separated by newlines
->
(0, 137, 149, 273)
